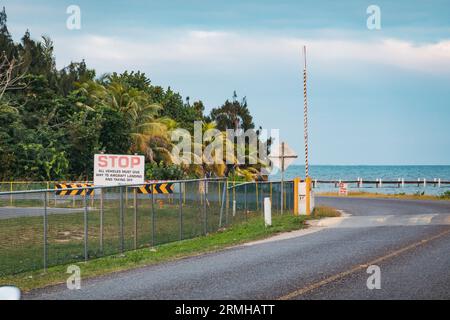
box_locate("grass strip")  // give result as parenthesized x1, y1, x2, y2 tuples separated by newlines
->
(0, 206, 339, 292)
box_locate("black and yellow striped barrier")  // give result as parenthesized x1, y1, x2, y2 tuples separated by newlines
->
(136, 183, 174, 194)
(55, 183, 94, 196)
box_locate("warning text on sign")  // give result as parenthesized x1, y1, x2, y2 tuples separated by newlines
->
(93, 154, 145, 186)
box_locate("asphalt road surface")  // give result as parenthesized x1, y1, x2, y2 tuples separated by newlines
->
(25, 196, 450, 300)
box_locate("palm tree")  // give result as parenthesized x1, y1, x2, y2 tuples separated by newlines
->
(75, 80, 174, 163)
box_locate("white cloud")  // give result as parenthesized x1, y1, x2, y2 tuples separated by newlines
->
(54, 30, 450, 75)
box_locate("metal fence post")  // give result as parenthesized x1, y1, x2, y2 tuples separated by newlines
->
(260, 183, 264, 216)
(219, 180, 226, 228)
(84, 193, 88, 262)
(119, 186, 124, 253)
(244, 184, 248, 221)
(204, 179, 207, 235)
(270, 182, 272, 203)
(255, 181, 259, 211)
(10, 182, 13, 206)
(100, 188, 104, 253)
(225, 181, 229, 226)
(151, 185, 155, 246)
(179, 182, 183, 240)
(218, 181, 221, 206)
(43, 191, 48, 272)
(134, 188, 137, 250)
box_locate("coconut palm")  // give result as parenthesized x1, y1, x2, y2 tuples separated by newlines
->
(75, 80, 174, 162)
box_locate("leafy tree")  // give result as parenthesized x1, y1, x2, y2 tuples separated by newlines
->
(98, 106, 131, 154)
(0, 7, 16, 58)
(209, 91, 254, 131)
(57, 60, 95, 95)
(105, 71, 150, 91)
(0, 8, 264, 181)
(15, 143, 68, 180)
(146, 162, 186, 180)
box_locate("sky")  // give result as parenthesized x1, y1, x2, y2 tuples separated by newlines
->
(3, 0, 450, 165)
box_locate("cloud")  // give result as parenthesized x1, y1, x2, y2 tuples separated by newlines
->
(54, 30, 450, 75)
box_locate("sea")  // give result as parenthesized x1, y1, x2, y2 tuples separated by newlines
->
(269, 165, 450, 195)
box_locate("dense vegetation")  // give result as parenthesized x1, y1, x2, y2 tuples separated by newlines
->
(0, 8, 267, 181)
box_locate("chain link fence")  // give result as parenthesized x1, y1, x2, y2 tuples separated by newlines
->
(0, 178, 294, 276)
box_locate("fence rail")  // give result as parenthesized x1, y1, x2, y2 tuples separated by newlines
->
(311, 178, 450, 188)
(0, 178, 294, 277)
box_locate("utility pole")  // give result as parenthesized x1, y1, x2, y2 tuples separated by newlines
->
(303, 45, 312, 215)
(303, 46, 309, 178)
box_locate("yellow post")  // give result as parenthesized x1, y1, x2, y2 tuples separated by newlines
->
(293, 177, 300, 215)
(305, 176, 312, 215)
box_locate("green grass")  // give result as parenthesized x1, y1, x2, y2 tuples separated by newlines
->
(318, 190, 450, 201)
(0, 206, 340, 292)
(310, 206, 341, 218)
(0, 200, 227, 276)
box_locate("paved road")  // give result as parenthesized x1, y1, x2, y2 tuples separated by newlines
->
(0, 207, 88, 219)
(25, 196, 450, 300)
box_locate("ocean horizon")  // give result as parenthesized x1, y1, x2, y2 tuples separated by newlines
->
(269, 165, 450, 195)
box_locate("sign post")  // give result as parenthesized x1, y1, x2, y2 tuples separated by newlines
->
(264, 197, 272, 227)
(94, 154, 145, 186)
(269, 142, 297, 214)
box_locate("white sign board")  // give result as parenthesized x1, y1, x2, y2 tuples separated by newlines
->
(338, 183, 348, 196)
(94, 154, 145, 186)
(269, 142, 297, 170)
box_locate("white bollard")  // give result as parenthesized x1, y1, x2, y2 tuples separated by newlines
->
(401, 178, 405, 188)
(423, 178, 426, 188)
(379, 178, 382, 188)
(232, 200, 236, 217)
(264, 197, 272, 227)
(438, 178, 441, 188)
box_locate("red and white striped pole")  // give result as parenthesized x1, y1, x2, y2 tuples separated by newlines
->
(303, 46, 312, 215)
(303, 46, 309, 178)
